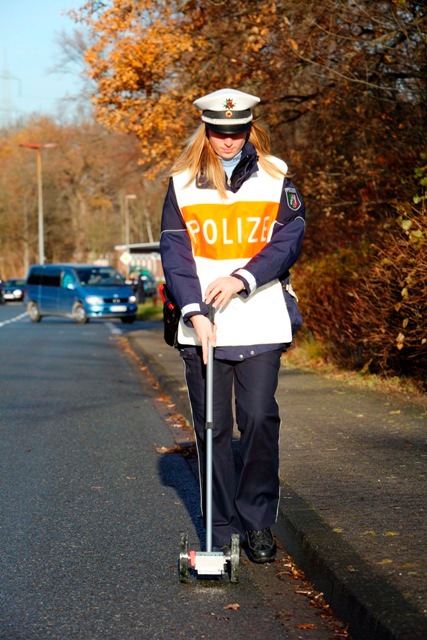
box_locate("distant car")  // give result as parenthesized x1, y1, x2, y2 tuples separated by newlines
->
(2, 278, 26, 302)
(129, 270, 157, 302)
(139, 271, 157, 297)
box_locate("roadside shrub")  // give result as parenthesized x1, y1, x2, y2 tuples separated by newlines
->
(295, 157, 426, 389)
(294, 245, 370, 369)
(349, 205, 426, 386)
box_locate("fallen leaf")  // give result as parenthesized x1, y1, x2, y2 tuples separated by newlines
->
(296, 623, 315, 629)
(155, 446, 171, 453)
(384, 531, 399, 537)
(154, 444, 181, 454)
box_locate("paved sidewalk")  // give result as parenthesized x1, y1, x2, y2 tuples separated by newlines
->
(126, 322, 427, 640)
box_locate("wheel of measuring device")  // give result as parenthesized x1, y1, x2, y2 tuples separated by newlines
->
(179, 531, 191, 583)
(230, 533, 240, 583)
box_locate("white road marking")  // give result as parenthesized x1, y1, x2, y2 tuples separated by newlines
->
(105, 321, 122, 335)
(0, 313, 124, 334)
(0, 312, 28, 328)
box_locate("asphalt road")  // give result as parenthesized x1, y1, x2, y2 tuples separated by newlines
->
(0, 305, 346, 640)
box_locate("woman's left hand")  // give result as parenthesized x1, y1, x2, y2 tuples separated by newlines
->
(205, 276, 244, 310)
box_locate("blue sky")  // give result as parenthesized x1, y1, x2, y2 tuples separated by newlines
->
(0, 0, 87, 124)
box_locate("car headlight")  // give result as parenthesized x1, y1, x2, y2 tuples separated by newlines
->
(129, 295, 137, 304)
(86, 295, 103, 305)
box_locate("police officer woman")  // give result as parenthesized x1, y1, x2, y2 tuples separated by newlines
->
(160, 88, 305, 563)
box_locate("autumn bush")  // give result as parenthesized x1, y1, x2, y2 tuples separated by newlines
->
(350, 206, 426, 384)
(293, 247, 368, 369)
(295, 157, 426, 388)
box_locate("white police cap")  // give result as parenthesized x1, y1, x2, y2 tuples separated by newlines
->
(193, 88, 260, 134)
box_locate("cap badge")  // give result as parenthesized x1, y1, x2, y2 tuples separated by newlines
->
(223, 98, 236, 109)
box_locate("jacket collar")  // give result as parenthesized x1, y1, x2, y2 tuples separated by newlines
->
(196, 141, 258, 192)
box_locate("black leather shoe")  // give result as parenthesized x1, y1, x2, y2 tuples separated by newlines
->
(246, 528, 277, 563)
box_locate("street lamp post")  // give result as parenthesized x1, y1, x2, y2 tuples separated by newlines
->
(124, 194, 137, 279)
(19, 142, 56, 264)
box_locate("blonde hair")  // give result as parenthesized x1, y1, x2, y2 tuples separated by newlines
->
(170, 121, 286, 199)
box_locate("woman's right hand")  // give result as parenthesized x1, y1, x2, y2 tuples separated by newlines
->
(190, 314, 216, 364)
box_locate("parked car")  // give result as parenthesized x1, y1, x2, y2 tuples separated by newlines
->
(129, 269, 157, 302)
(2, 278, 26, 302)
(140, 270, 157, 297)
(25, 264, 137, 324)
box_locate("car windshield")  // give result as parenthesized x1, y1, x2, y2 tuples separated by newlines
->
(6, 279, 26, 286)
(75, 267, 125, 286)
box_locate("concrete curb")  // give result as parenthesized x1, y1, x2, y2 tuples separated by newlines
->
(126, 331, 427, 640)
(276, 486, 426, 640)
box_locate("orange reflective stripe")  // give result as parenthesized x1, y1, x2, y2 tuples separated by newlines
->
(181, 201, 279, 260)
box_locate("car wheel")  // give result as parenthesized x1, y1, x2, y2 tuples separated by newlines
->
(27, 302, 42, 323)
(72, 303, 88, 324)
(121, 316, 136, 324)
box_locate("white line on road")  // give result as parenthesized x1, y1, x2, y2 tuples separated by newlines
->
(0, 312, 28, 328)
(105, 321, 122, 335)
(0, 314, 125, 334)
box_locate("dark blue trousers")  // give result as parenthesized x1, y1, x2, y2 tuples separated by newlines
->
(181, 348, 282, 547)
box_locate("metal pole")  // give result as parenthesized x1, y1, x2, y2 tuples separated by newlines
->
(125, 197, 130, 280)
(36, 149, 44, 264)
(19, 142, 56, 266)
(124, 194, 136, 280)
(124, 197, 130, 245)
(205, 304, 215, 553)
(205, 339, 214, 553)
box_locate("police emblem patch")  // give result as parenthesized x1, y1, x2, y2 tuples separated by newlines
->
(285, 187, 302, 211)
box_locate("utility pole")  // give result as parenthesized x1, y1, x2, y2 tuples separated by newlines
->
(124, 194, 137, 279)
(19, 142, 57, 264)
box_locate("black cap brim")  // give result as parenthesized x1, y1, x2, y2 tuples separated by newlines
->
(205, 121, 252, 135)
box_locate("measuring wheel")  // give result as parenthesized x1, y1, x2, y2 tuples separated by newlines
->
(177, 307, 239, 584)
(230, 533, 240, 583)
(179, 531, 191, 583)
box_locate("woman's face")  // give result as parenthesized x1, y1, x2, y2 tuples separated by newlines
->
(207, 129, 247, 159)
